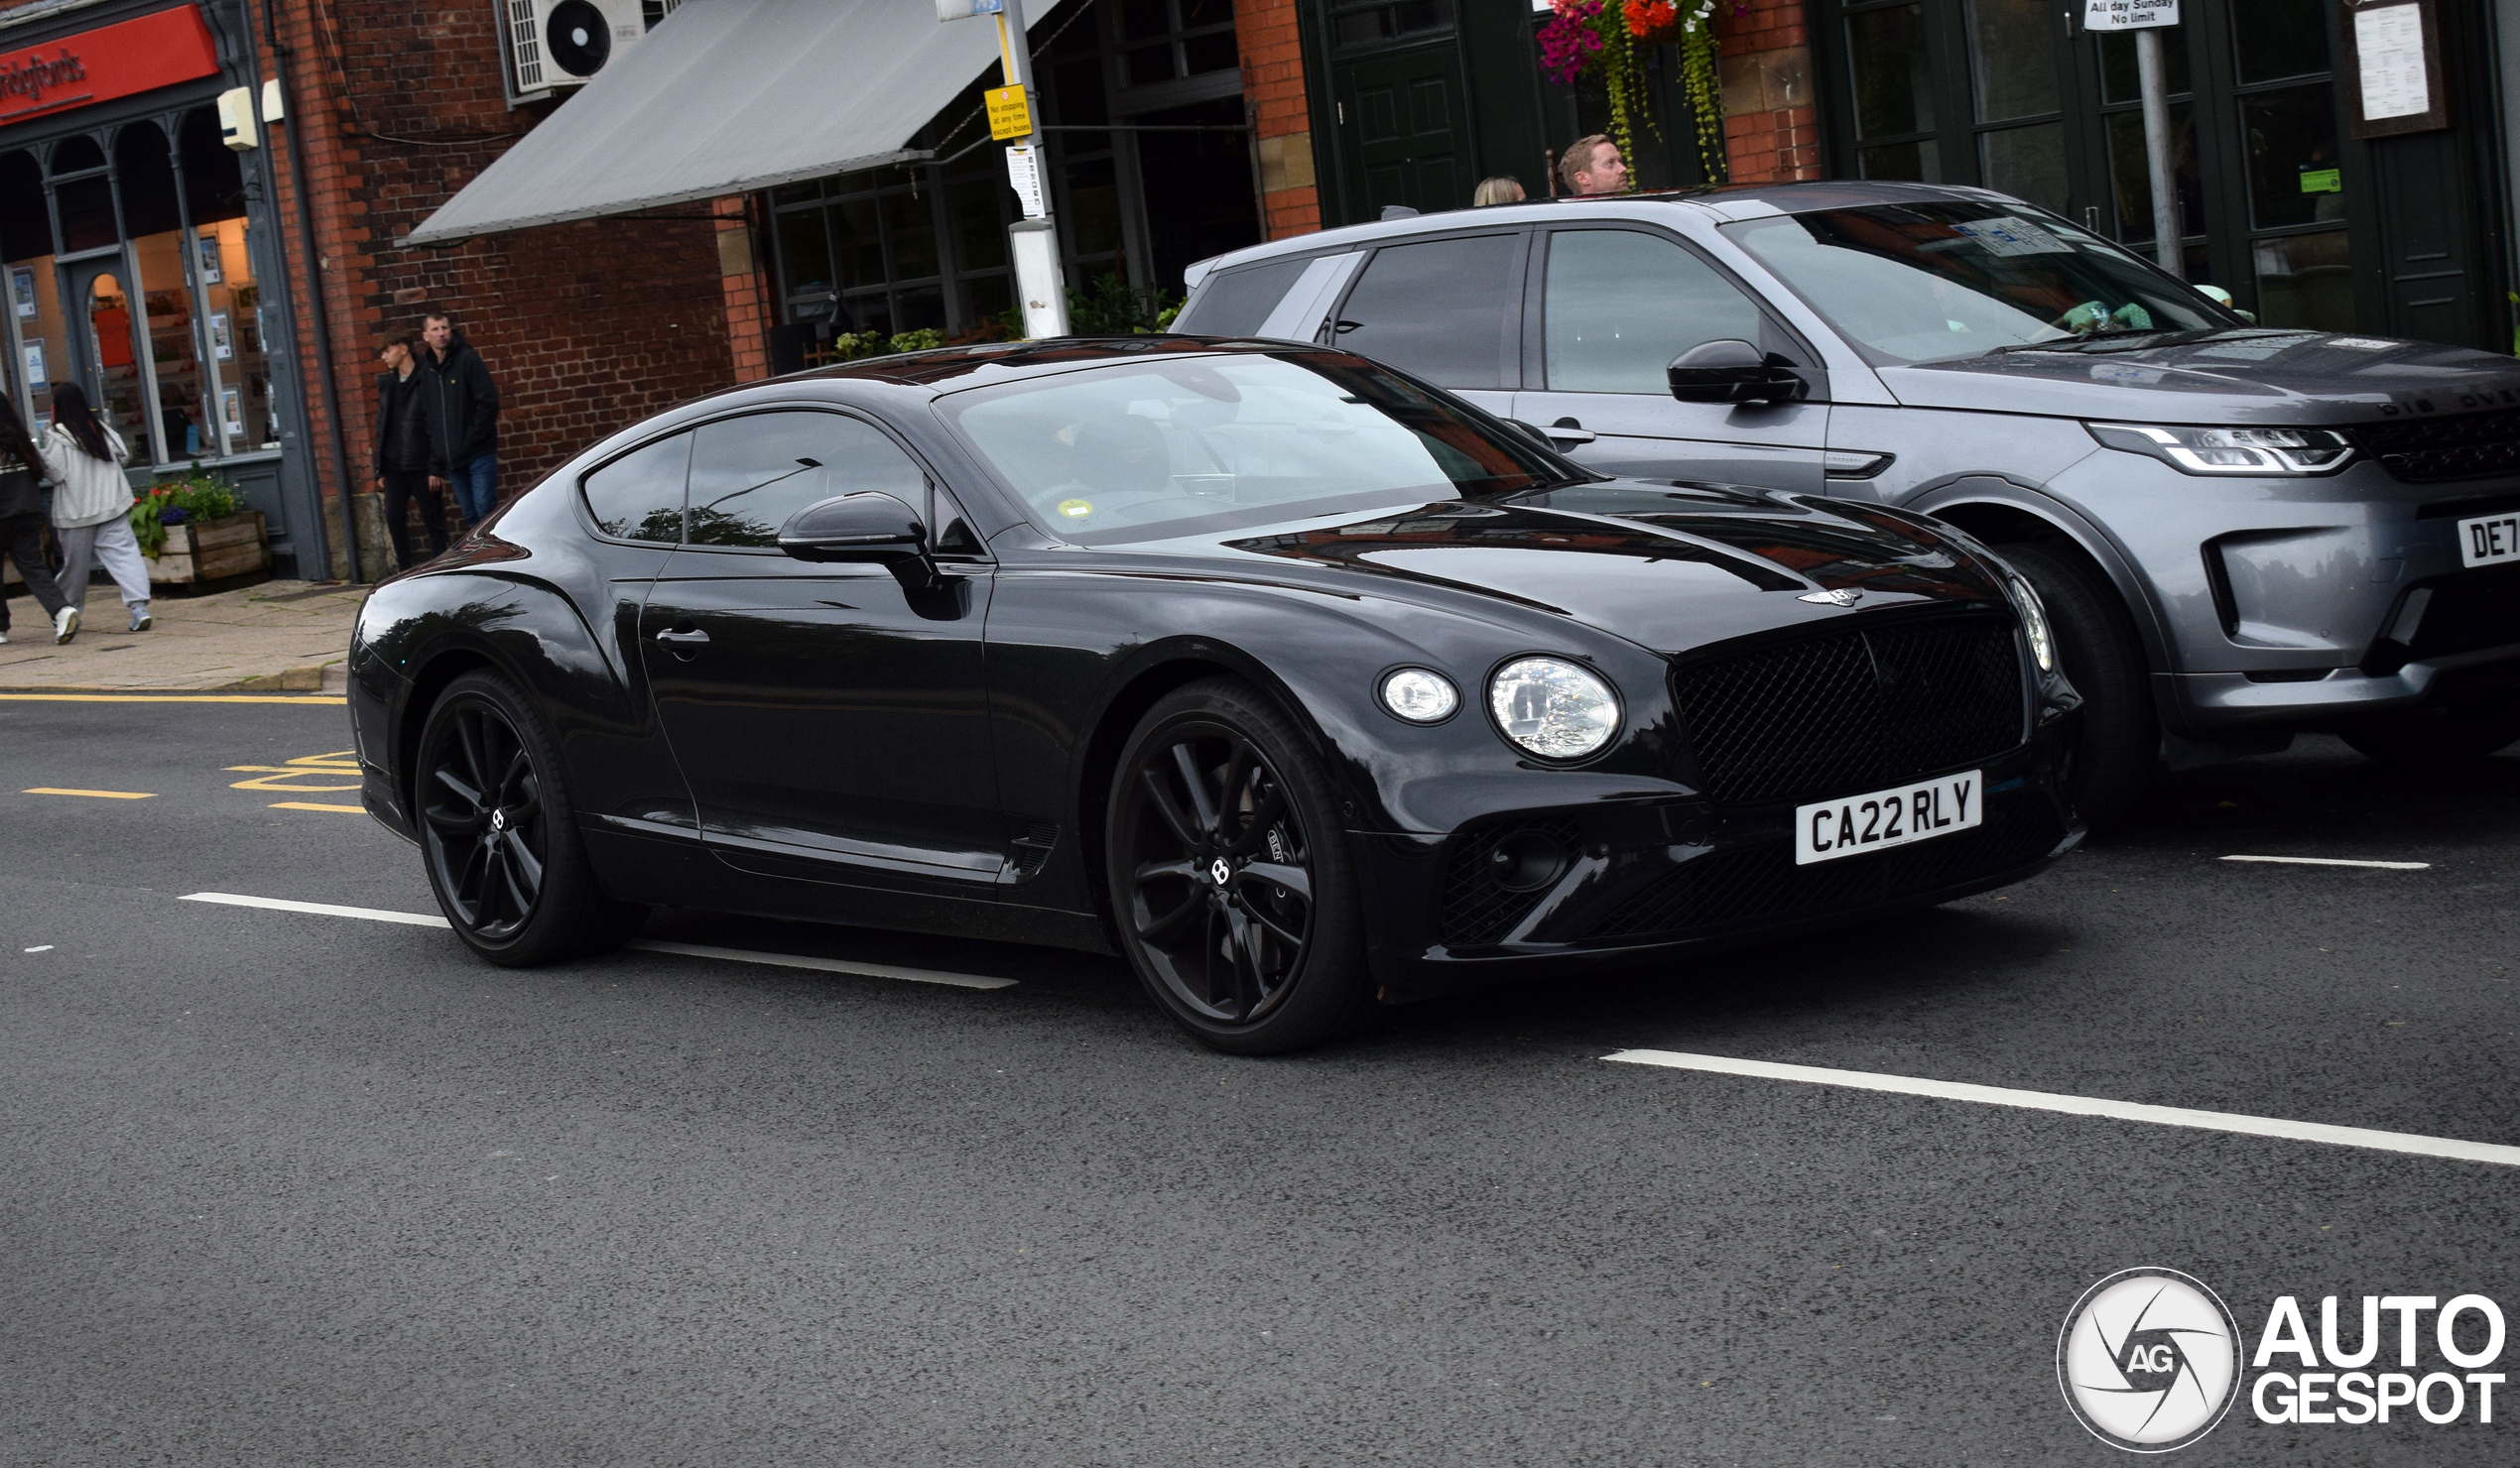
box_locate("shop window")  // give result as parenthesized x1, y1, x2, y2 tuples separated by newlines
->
(1965, 0, 2060, 122)
(2097, 26, 2190, 103)
(1979, 122, 2067, 215)
(179, 109, 246, 225)
(2227, 0, 2328, 83)
(1846, 3, 1939, 180)
(2106, 102, 2202, 243)
(2252, 229, 2351, 331)
(1327, 0, 1446, 52)
(49, 136, 104, 175)
(1545, 231, 1764, 394)
(1119, 0, 1240, 84)
(2239, 83, 2344, 231)
(55, 176, 117, 254)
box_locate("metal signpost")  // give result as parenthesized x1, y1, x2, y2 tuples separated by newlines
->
(940, 0, 1071, 337)
(2084, 0, 2183, 278)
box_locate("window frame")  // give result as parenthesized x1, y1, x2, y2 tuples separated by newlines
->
(1525, 223, 1827, 397)
(1319, 225, 1531, 391)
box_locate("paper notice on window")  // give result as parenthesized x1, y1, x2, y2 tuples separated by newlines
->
(1004, 144, 1047, 221)
(22, 341, 43, 385)
(1954, 216, 2073, 256)
(2354, 3, 2428, 120)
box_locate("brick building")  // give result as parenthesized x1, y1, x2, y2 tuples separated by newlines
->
(7, 0, 2500, 594)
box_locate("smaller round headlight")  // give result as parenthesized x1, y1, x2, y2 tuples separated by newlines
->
(1380, 668, 1459, 722)
(2009, 574, 2057, 673)
(1488, 657, 1620, 760)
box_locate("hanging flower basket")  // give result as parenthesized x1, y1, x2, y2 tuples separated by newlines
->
(1538, 0, 1728, 184)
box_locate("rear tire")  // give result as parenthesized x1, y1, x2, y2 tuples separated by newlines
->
(2337, 697, 2520, 765)
(1997, 542, 2156, 831)
(1105, 676, 1374, 1054)
(415, 670, 647, 965)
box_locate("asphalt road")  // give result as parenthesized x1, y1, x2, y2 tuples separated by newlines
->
(5, 693, 2518, 1465)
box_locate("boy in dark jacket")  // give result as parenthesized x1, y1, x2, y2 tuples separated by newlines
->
(419, 309, 500, 526)
(0, 394, 73, 645)
(374, 334, 448, 567)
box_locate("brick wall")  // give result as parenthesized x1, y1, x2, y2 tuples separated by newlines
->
(260, 0, 734, 574)
(1235, 0, 1320, 238)
(1714, 0, 1820, 184)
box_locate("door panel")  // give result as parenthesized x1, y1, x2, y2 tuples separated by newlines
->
(1334, 44, 1470, 219)
(1515, 228, 1827, 492)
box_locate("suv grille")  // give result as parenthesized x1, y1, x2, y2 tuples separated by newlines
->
(1671, 615, 2025, 805)
(2356, 409, 2520, 483)
(1590, 797, 2065, 940)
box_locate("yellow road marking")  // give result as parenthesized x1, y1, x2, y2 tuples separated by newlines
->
(228, 772, 360, 791)
(25, 787, 156, 799)
(270, 801, 365, 813)
(0, 693, 347, 704)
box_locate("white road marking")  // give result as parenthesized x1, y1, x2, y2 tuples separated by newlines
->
(183, 892, 450, 926)
(1602, 1049, 2520, 1168)
(24, 945, 52, 952)
(178, 892, 1018, 990)
(2219, 854, 2431, 870)
(626, 939, 1017, 991)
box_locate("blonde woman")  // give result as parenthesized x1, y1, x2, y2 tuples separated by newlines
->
(1472, 176, 1526, 206)
(41, 382, 151, 635)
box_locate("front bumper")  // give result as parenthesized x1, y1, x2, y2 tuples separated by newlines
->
(1354, 725, 2079, 1004)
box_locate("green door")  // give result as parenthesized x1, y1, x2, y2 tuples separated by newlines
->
(1332, 43, 1471, 220)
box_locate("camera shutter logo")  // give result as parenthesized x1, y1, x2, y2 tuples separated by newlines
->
(2058, 1268, 2242, 1451)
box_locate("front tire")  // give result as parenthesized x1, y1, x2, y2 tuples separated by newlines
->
(415, 670, 646, 965)
(1105, 677, 1373, 1054)
(1999, 542, 2156, 831)
(2337, 697, 2520, 765)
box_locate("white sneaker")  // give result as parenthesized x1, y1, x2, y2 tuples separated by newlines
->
(129, 603, 152, 633)
(0, 627, 10, 644)
(53, 605, 78, 644)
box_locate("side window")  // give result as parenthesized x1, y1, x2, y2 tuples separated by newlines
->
(1328, 232, 1521, 390)
(1544, 230, 1767, 393)
(1174, 257, 1310, 336)
(686, 411, 931, 549)
(580, 431, 691, 543)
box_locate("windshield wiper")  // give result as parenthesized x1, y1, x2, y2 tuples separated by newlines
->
(1980, 327, 2180, 358)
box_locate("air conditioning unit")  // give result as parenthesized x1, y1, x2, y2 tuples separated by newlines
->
(499, 0, 677, 105)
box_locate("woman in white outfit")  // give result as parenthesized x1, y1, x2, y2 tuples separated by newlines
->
(40, 381, 151, 637)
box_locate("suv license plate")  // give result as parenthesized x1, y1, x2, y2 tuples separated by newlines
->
(2458, 511, 2520, 568)
(1796, 770, 1982, 866)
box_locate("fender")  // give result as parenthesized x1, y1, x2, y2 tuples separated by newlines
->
(1904, 472, 2182, 682)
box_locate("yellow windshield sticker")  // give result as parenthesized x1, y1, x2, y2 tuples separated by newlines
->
(1057, 498, 1093, 519)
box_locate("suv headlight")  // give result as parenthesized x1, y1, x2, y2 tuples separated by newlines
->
(2086, 422, 2353, 475)
(2006, 574, 2057, 673)
(1489, 658, 1620, 759)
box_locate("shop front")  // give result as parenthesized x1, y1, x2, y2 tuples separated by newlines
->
(0, 0, 324, 579)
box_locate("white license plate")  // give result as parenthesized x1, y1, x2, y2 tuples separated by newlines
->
(2458, 511, 2520, 568)
(1795, 770, 1982, 866)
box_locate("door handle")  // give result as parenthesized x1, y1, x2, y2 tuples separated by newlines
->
(653, 627, 709, 658)
(1547, 417, 1597, 445)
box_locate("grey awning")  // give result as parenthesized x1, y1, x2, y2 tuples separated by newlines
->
(403, 0, 1030, 246)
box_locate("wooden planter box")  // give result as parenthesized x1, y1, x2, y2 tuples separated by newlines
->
(151, 511, 271, 584)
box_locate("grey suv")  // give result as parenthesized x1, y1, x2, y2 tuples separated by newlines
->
(1171, 181, 2520, 823)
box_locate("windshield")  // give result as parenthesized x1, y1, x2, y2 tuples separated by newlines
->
(939, 351, 1570, 546)
(1722, 202, 2232, 365)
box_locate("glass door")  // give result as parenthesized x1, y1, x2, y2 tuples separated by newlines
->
(70, 261, 157, 464)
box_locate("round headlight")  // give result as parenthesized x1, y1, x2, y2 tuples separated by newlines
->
(2009, 574, 2057, 673)
(1380, 668, 1459, 723)
(1488, 657, 1620, 759)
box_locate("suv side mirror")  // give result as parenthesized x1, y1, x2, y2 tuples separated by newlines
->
(1668, 339, 1806, 405)
(778, 492, 939, 589)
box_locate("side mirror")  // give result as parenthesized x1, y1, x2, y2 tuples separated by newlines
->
(1668, 339, 1806, 405)
(778, 492, 938, 589)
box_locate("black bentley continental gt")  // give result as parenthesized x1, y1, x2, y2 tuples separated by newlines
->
(349, 337, 2081, 1052)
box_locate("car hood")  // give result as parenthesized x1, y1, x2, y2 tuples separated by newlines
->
(1217, 481, 2010, 655)
(1880, 328, 2520, 426)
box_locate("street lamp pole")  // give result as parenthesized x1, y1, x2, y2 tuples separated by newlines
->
(943, 0, 1071, 338)
(2134, 27, 2183, 279)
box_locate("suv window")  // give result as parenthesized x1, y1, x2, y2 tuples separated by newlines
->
(686, 411, 930, 548)
(1329, 232, 1521, 390)
(1176, 257, 1310, 336)
(581, 431, 692, 543)
(1544, 229, 1766, 393)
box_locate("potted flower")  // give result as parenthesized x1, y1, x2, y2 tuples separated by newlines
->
(132, 464, 272, 585)
(1538, 0, 1727, 184)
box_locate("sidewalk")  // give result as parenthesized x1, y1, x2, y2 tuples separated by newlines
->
(0, 580, 365, 692)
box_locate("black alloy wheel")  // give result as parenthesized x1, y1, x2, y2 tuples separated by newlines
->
(416, 670, 644, 965)
(1108, 677, 1371, 1054)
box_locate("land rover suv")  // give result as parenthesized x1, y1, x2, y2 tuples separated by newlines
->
(1170, 181, 2520, 823)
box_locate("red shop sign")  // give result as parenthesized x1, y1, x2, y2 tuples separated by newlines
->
(0, 7, 221, 128)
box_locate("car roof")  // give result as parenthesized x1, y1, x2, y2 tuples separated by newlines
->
(753, 334, 1333, 394)
(1180, 179, 2011, 285)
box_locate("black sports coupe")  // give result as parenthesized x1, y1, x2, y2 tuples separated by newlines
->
(348, 337, 2081, 1052)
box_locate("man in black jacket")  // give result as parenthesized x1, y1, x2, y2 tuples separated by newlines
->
(374, 334, 447, 568)
(419, 309, 500, 526)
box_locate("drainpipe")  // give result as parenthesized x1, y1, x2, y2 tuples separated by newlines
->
(249, 0, 362, 580)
